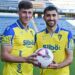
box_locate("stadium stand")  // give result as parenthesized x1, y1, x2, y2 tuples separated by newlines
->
(0, 0, 18, 11)
(0, 0, 75, 36)
(0, 13, 75, 36)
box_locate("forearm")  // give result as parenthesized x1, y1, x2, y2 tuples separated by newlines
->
(1, 45, 29, 63)
(57, 50, 73, 68)
(1, 54, 27, 63)
(57, 57, 73, 68)
(48, 51, 73, 69)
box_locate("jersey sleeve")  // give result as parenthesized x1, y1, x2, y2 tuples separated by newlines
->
(66, 31, 74, 51)
(2, 26, 14, 46)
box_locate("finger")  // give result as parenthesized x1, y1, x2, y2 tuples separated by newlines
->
(29, 57, 37, 61)
(52, 61, 56, 64)
(29, 54, 37, 57)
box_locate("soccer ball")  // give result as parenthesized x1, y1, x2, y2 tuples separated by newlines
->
(33, 48, 54, 68)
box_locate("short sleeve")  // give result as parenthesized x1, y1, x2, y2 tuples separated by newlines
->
(2, 26, 14, 46)
(66, 31, 74, 50)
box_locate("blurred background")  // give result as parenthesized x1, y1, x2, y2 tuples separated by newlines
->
(0, 0, 75, 75)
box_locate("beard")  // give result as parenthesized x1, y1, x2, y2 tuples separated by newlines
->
(46, 21, 56, 28)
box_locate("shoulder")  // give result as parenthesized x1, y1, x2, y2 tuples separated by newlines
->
(29, 28, 35, 32)
(3, 22, 18, 36)
(60, 28, 72, 34)
(60, 28, 72, 38)
(36, 29, 46, 35)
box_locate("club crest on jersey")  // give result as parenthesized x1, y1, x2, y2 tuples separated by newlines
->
(58, 34, 62, 40)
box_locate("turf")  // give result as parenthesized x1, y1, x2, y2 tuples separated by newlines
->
(0, 60, 4, 75)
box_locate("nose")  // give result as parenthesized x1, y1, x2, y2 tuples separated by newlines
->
(26, 13, 30, 18)
(50, 15, 54, 20)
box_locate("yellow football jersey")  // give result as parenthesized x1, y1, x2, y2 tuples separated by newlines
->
(36, 26, 73, 75)
(2, 20, 35, 75)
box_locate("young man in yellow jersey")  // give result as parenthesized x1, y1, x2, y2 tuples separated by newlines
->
(1, 1, 35, 75)
(29, 6, 74, 75)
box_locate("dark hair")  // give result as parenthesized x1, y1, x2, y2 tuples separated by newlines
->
(18, 1, 33, 10)
(44, 6, 58, 14)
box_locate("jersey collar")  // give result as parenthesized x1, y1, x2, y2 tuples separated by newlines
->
(45, 25, 60, 33)
(16, 19, 29, 29)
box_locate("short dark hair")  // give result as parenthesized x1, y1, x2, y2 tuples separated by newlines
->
(18, 1, 33, 10)
(44, 6, 58, 14)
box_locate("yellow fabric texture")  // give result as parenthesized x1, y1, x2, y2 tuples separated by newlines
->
(36, 30, 70, 75)
(2, 27, 35, 75)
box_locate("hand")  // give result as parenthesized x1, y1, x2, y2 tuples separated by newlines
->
(26, 54, 42, 68)
(48, 61, 58, 69)
(26, 54, 38, 64)
(27, 53, 37, 61)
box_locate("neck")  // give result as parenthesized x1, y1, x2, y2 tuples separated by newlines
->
(47, 25, 57, 33)
(20, 20, 28, 30)
(47, 27, 53, 33)
(21, 22, 28, 29)
(22, 24, 29, 31)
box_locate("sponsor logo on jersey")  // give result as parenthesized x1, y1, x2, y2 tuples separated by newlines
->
(23, 40, 35, 48)
(43, 44, 60, 52)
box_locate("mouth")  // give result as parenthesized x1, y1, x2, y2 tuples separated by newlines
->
(48, 21, 54, 24)
(48, 20, 54, 22)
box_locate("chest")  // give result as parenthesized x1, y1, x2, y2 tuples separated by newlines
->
(38, 33, 67, 43)
(13, 28, 34, 45)
(37, 32, 68, 51)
